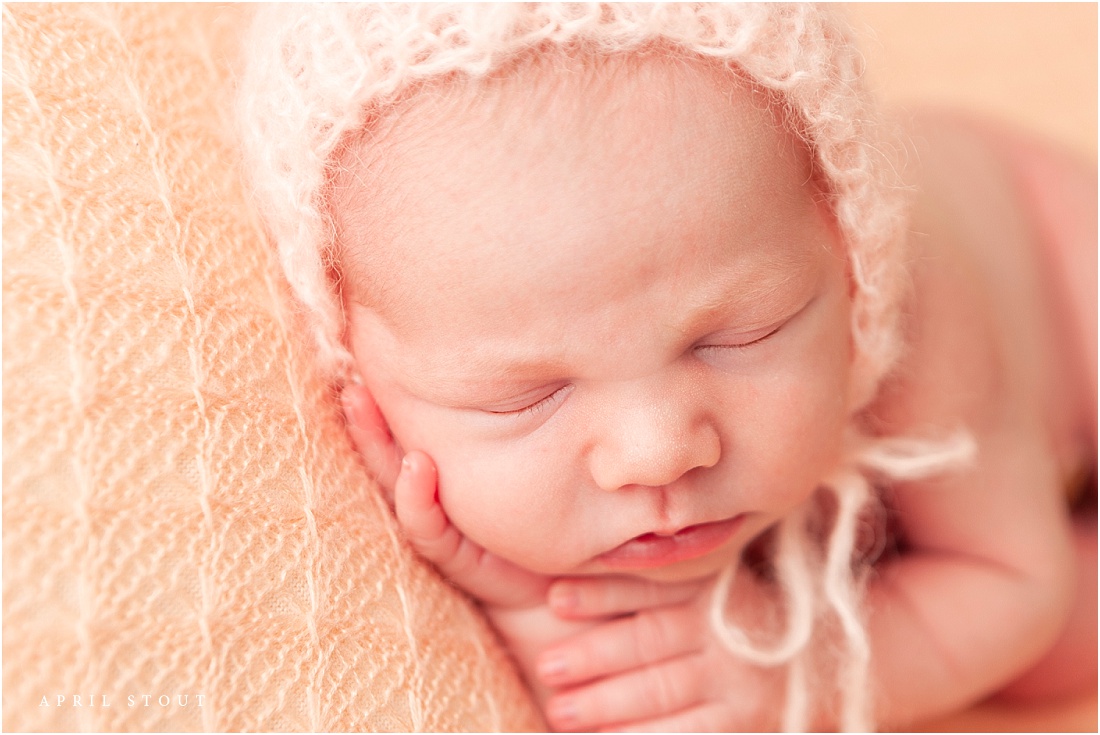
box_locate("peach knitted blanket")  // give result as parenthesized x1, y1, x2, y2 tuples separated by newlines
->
(2, 4, 541, 730)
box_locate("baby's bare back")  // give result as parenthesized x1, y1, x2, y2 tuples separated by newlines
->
(869, 111, 1097, 716)
(889, 112, 1094, 481)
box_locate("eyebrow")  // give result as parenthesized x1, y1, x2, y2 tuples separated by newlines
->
(671, 256, 817, 339)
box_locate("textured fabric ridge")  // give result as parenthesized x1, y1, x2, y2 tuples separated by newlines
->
(2, 3, 542, 731)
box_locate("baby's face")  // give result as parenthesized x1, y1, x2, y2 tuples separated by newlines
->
(337, 56, 857, 582)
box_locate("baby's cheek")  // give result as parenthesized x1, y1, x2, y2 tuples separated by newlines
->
(783, 373, 850, 477)
(435, 448, 579, 573)
(746, 370, 848, 512)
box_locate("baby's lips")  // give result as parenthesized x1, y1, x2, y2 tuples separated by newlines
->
(595, 515, 744, 570)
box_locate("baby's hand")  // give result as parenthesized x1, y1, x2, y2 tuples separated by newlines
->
(393, 450, 552, 608)
(538, 576, 786, 732)
(342, 384, 605, 711)
(342, 384, 549, 609)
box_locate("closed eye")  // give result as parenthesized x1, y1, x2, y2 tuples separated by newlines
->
(484, 384, 573, 418)
(694, 293, 818, 356)
(695, 324, 782, 353)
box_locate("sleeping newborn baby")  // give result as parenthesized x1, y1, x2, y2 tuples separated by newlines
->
(238, 4, 1096, 730)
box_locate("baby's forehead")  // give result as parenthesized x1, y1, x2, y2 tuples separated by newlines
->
(330, 50, 822, 325)
(329, 49, 808, 286)
(337, 50, 778, 188)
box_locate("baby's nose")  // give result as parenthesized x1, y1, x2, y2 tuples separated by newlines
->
(588, 386, 720, 492)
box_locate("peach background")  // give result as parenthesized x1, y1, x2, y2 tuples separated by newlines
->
(847, 3, 1097, 158)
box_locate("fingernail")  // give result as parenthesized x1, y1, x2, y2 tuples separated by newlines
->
(537, 653, 568, 683)
(401, 455, 412, 471)
(548, 584, 578, 613)
(548, 697, 578, 728)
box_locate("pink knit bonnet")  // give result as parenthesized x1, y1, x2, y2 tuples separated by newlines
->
(237, 3, 909, 402)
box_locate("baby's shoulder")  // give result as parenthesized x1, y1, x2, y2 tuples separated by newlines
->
(871, 111, 1095, 475)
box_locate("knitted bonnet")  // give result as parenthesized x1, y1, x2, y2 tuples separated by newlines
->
(237, 2, 909, 401)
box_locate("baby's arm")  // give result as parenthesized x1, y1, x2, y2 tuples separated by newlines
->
(865, 439, 1077, 726)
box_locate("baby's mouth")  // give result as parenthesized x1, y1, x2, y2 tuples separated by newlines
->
(596, 516, 744, 570)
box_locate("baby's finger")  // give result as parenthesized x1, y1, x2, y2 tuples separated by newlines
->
(537, 605, 702, 687)
(548, 575, 703, 619)
(545, 653, 706, 732)
(394, 451, 459, 558)
(602, 702, 730, 733)
(341, 384, 402, 496)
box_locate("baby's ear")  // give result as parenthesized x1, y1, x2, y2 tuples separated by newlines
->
(341, 383, 403, 502)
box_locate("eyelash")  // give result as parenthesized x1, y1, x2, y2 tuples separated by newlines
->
(486, 385, 571, 418)
(482, 326, 781, 418)
(697, 324, 782, 352)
